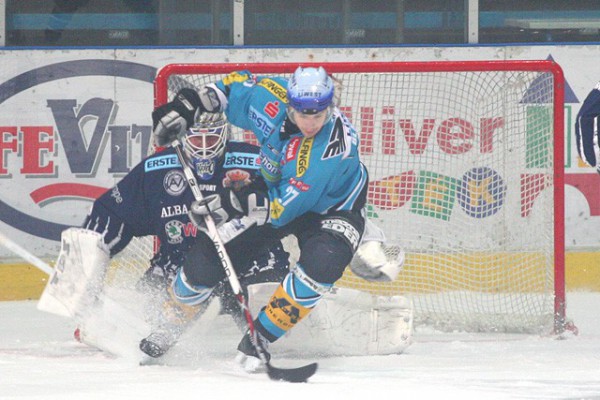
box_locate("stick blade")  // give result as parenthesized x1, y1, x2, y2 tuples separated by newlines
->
(267, 362, 318, 383)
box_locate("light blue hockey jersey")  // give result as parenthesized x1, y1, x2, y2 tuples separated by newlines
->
(214, 71, 368, 227)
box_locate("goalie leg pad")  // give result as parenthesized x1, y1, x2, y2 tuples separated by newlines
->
(309, 288, 414, 355)
(248, 283, 414, 356)
(256, 263, 332, 342)
(38, 228, 110, 318)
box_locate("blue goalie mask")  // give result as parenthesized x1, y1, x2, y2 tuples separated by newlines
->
(183, 112, 229, 181)
(286, 66, 334, 123)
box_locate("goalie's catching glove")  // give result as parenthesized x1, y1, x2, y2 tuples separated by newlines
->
(152, 88, 203, 146)
(152, 85, 227, 147)
(350, 241, 405, 282)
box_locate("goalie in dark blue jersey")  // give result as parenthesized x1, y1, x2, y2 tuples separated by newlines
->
(42, 112, 291, 359)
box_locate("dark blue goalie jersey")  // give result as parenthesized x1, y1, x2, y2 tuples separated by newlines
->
(83, 140, 287, 273)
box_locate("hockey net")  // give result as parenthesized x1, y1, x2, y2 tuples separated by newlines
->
(153, 61, 566, 334)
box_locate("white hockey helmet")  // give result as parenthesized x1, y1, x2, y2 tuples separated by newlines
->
(286, 66, 335, 124)
(183, 112, 229, 181)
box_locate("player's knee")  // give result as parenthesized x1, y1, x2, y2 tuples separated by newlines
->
(299, 234, 353, 284)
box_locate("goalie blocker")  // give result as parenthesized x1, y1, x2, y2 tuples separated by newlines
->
(38, 228, 110, 319)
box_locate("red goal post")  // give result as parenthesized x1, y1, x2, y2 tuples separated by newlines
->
(154, 61, 566, 334)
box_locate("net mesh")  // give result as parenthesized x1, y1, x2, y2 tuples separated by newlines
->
(153, 62, 561, 333)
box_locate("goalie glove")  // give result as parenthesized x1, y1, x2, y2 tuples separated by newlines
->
(152, 85, 227, 147)
(152, 88, 203, 146)
(349, 241, 405, 282)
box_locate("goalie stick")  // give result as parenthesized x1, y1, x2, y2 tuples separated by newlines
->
(172, 140, 318, 383)
(0, 230, 53, 275)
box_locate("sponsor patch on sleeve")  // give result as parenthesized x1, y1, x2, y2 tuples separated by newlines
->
(144, 154, 181, 172)
(257, 78, 288, 102)
(223, 152, 260, 169)
(296, 137, 313, 177)
(248, 106, 275, 139)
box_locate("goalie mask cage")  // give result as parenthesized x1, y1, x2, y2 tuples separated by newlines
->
(153, 61, 566, 334)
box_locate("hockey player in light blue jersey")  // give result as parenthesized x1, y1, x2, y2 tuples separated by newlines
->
(212, 68, 368, 227)
(152, 66, 372, 370)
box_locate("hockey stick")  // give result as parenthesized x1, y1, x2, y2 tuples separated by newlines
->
(0, 230, 53, 275)
(172, 140, 317, 383)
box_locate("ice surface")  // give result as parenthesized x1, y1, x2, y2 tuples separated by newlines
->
(2, 292, 600, 399)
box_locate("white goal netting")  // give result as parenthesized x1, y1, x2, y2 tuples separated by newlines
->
(148, 61, 565, 334)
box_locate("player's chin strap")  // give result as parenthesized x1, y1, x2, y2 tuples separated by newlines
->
(171, 139, 317, 383)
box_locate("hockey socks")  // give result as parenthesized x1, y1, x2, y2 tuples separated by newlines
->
(172, 268, 214, 306)
(256, 264, 332, 342)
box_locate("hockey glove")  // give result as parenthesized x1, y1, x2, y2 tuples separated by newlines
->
(188, 194, 229, 232)
(575, 82, 600, 173)
(229, 178, 270, 226)
(152, 88, 203, 146)
(349, 241, 405, 282)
